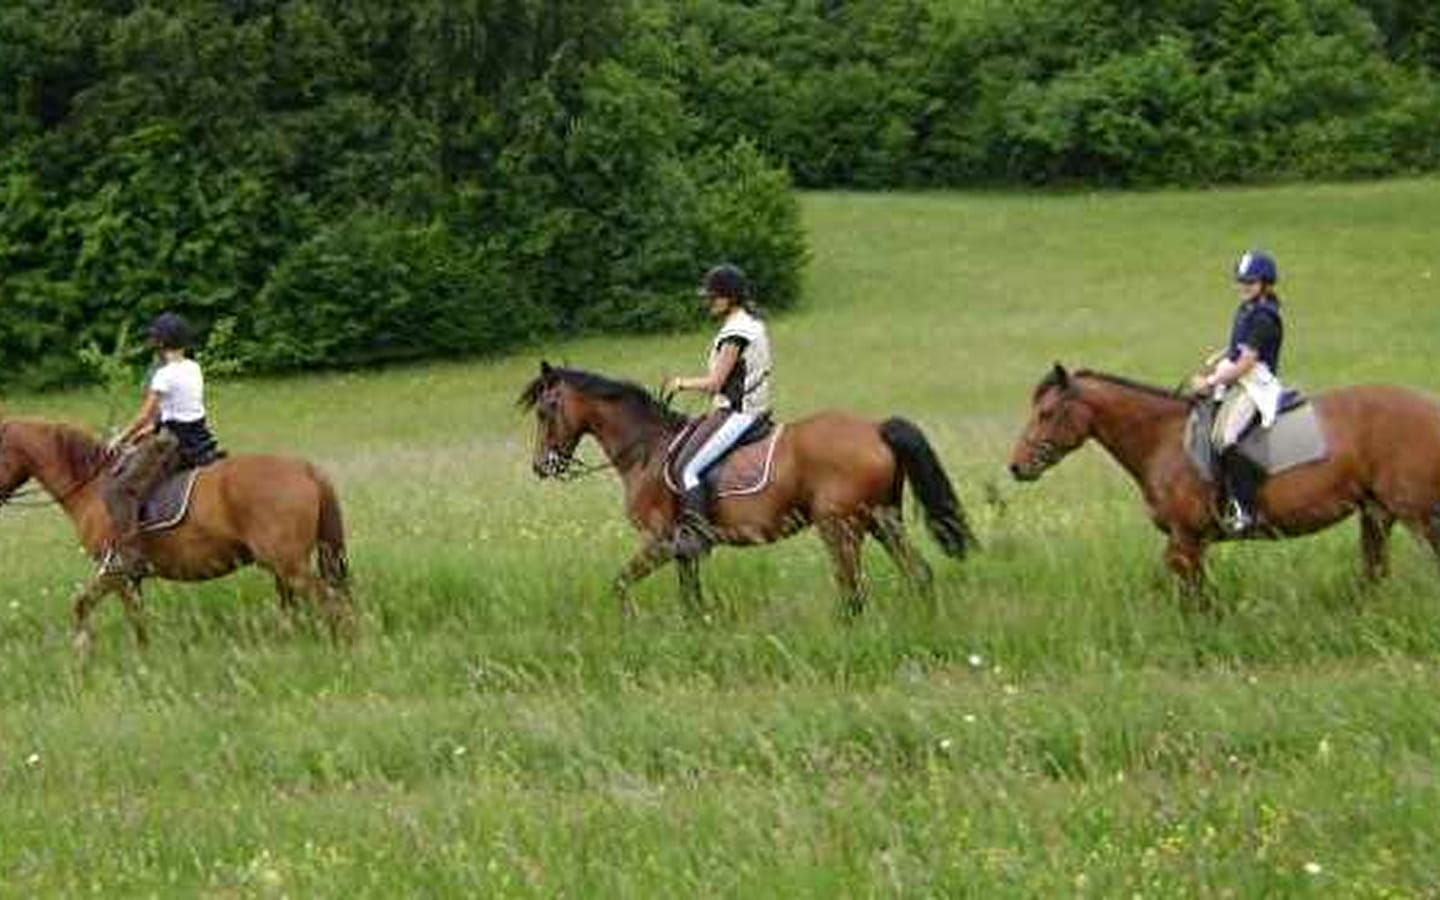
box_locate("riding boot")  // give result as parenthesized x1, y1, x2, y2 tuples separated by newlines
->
(673, 484, 716, 560)
(99, 489, 148, 579)
(98, 432, 178, 578)
(1219, 447, 1262, 535)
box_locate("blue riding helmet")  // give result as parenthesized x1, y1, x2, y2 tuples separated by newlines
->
(147, 312, 193, 349)
(697, 264, 750, 300)
(1235, 250, 1278, 284)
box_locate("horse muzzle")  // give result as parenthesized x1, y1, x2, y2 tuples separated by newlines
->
(533, 449, 570, 479)
(1009, 461, 1042, 482)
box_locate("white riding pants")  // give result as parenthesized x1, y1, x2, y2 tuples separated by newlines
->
(681, 412, 759, 490)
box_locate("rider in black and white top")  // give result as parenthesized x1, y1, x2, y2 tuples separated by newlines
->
(664, 264, 773, 558)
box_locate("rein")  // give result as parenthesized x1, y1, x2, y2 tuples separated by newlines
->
(542, 383, 683, 483)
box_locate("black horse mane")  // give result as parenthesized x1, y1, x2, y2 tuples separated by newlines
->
(1035, 368, 1184, 403)
(518, 366, 687, 427)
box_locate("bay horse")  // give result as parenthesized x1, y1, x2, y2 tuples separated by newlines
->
(1009, 364, 1440, 601)
(0, 416, 353, 653)
(519, 362, 974, 618)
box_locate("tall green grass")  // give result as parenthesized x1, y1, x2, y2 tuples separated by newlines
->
(2, 179, 1440, 895)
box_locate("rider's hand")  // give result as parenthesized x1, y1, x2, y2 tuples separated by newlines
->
(1189, 374, 1212, 395)
(662, 376, 680, 394)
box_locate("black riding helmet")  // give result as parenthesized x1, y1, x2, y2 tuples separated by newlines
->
(697, 263, 750, 301)
(147, 312, 193, 350)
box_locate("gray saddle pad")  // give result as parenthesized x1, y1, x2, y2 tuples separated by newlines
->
(1186, 401, 1328, 480)
(138, 469, 201, 533)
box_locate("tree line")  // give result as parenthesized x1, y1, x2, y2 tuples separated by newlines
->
(2, 0, 1435, 387)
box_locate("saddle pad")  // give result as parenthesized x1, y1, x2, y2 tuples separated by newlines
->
(1186, 402, 1329, 480)
(664, 425, 786, 498)
(138, 468, 201, 533)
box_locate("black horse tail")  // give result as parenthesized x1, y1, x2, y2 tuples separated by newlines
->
(880, 417, 975, 559)
(315, 470, 349, 591)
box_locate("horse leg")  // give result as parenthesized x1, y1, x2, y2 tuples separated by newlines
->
(117, 580, 149, 650)
(272, 575, 300, 635)
(676, 556, 707, 622)
(70, 573, 121, 657)
(1164, 531, 1213, 614)
(1401, 503, 1440, 574)
(818, 515, 866, 619)
(868, 507, 935, 612)
(1360, 501, 1396, 583)
(613, 538, 674, 620)
(273, 565, 353, 643)
(274, 574, 299, 614)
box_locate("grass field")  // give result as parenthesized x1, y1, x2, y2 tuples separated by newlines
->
(3, 180, 1440, 896)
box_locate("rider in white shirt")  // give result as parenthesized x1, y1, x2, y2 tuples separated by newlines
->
(663, 264, 774, 559)
(100, 312, 223, 578)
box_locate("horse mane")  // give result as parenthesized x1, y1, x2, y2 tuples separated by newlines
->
(1034, 368, 1184, 403)
(46, 422, 111, 481)
(518, 366, 687, 427)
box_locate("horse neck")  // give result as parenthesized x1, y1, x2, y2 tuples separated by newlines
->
(1077, 378, 1187, 482)
(583, 399, 680, 477)
(12, 423, 110, 546)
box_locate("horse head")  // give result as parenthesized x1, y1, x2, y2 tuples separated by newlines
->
(1009, 363, 1097, 481)
(0, 419, 35, 503)
(519, 361, 592, 479)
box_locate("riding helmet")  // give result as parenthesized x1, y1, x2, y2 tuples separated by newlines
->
(697, 263, 750, 300)
(147, 312, 193, 349)
(1234, 250, 1278, 284)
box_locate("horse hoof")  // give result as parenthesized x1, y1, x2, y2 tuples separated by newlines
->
(71, 631, 93, 657)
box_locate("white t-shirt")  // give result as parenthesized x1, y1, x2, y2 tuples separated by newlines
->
(149, 359, 206, 423)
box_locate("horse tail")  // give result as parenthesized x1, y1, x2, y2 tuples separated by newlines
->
(314, 470, 349, 590)
(879, 417, 975, 559)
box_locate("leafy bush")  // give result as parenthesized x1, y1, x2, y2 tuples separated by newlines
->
(0, 1, 806, 387)
(238, 215, 536, 371)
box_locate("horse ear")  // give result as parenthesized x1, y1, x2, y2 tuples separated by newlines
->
(1052, 362, 1070, 389)
(539, 360, 553, 376)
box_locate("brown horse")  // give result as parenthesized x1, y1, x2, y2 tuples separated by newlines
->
(0, 416, 353, 652)
(1009, 364, 1440, 599)
(519, 362, 974, 617)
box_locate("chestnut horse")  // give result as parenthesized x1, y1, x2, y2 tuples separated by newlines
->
(0, 417, 352, 652)
(1009, 364, 1440, 600)
(519, 363, 974, 617)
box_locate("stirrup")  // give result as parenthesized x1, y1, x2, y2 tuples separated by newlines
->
(1222, 500, 1255, 535)
(98, 547, 149, 580)
(672, 514, 715, 560)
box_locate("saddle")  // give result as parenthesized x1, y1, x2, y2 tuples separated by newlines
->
(1185, 390, 1328, 481)
(664, 413, 784, 498)
(138, 468, 203, 533)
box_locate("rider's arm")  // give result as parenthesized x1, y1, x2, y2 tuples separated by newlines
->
(1206, 346, 1259, 388)
(671, 341, 742, 395)
(112, 391, 161, 449)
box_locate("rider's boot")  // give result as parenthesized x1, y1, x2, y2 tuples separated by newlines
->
(1219, 447, 1262, 535)
(673, 484, 716, 560)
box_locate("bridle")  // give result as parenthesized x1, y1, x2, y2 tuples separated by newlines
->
(534, 390, 606, 481)
(1021, 390, 1083, 473)
(534, 384, 674, 482)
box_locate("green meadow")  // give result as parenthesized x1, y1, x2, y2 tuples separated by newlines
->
(3, 180, 1440, 895)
